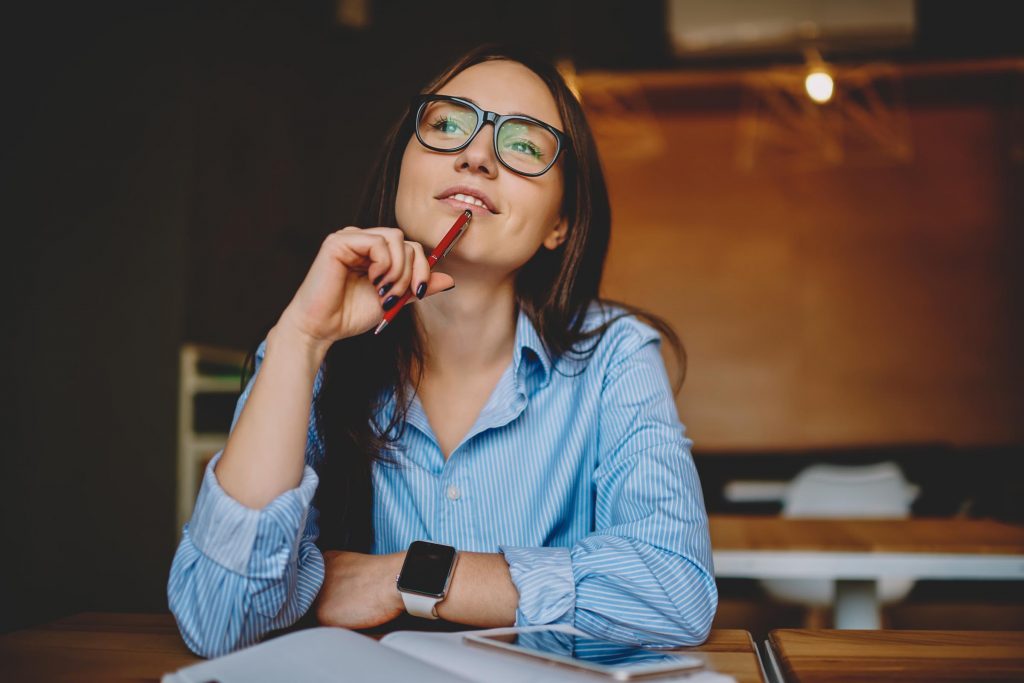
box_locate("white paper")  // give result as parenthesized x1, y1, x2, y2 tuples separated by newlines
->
(161, 627, 471, 683)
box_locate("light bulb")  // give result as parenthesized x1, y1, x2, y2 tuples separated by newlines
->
(804, 70, 834, 104)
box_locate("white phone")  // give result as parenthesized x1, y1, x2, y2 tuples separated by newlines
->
(462, 628, 704, 680)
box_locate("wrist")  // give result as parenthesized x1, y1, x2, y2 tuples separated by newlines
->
(385, 552, 406, 613)
(268, 317, 331, 368)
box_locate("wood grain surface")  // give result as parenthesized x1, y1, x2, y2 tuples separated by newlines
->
(769, 629, 1024, 682)
(671, 628, 767, 682)
(0, 613, 200, 683)
(710, 516, 1024, 554)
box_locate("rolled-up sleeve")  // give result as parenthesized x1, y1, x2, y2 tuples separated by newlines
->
(499, 546, 575, 626)
(167, 341, 327, 657)
(502, 329, 717, 647)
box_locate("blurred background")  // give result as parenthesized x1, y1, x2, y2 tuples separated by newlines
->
(2, 0, 1022, 637)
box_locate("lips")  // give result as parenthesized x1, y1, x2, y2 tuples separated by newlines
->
(435, 185, 498, 214)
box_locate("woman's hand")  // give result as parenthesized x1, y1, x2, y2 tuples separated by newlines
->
(276, 227, 456, 356)
(315, 550, 405, 630)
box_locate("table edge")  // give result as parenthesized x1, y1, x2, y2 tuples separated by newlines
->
(713, 550, 1024, 579)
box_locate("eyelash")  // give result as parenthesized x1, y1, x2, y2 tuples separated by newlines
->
(507, 139, 544, 159)
(430, 115, 463, 132)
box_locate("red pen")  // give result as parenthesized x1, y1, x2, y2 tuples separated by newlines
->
(374, 209, 473, 335)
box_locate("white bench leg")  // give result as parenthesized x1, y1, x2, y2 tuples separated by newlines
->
(834, 579, 881, 629)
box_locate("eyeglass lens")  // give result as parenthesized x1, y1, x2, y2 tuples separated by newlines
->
(417, 99, 558, 175)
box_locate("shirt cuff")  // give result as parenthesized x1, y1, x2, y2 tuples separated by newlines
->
(499, 545, 575, 627)
(187, 451, 319, 575)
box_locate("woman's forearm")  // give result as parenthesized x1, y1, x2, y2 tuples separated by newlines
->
(434, 552, 519, 627)
(215, 323, 328, 509)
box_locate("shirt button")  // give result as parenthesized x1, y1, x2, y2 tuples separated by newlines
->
(446, 485, 461, 501)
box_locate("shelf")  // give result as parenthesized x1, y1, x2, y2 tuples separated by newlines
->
(189, 435, 229, 454)
(188, 376, 243, 394)
(177, 343, 247, 533)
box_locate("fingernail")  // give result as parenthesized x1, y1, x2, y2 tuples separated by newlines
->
(373, 274, 384, 286)
(415, 282, 427, 299)
(442, 285, 455, 293)
(378, 283, 392, 297)
(382, 295, 399, 311)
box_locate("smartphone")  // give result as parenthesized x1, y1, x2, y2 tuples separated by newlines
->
(462, 628, 704, 680)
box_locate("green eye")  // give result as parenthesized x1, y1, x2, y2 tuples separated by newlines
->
(506, 139, 543, 159)
(431, 116, 467, 135)
(498, 121, 549, 162)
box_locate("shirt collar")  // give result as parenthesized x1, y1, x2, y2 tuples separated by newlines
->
(513, 306, 553, 392)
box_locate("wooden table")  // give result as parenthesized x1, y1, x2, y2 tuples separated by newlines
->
(0, 613, 767, 682)
(0, 613, 199, 683)
(765, 629, 1024, 682)
(710, 515, 1024, 628)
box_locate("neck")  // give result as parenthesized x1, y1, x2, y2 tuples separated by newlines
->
(414, 274, 518, 377)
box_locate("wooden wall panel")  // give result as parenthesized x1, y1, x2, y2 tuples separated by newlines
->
(594, 100, 1023, 448)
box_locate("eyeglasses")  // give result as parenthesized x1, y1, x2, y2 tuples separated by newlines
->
(411, 94, 569, 177)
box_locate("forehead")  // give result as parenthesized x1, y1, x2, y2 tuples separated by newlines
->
(436, 60, 563, 129)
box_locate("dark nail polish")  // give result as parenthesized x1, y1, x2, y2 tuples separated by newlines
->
(382, 295, 400, 311)
(378, 282, 392, 297)
(373, 274, 384, 286)
(415, 282, 427, 299)
(442, 284, 456, 292)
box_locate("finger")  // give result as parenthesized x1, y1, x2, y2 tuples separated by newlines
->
(325, 229, 391, 281)
(362, 227, 406, 295)
(388, 243, 416, 301)
(407, 241, 431, 300)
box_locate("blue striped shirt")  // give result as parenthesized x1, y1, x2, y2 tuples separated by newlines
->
(168, 305, 717, 657)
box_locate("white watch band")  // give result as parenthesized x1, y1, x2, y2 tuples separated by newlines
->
(400, 591, 442, 620)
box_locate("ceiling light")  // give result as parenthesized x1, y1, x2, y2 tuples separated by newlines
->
(804, 69, 834, 104)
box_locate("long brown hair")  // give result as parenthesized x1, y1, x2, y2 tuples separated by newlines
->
(248, 44, 685, 552)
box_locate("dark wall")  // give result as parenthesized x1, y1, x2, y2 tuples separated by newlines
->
(2, 3, 192, 630)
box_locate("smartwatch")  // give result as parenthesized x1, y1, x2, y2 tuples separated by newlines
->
(395, 540, 459, 619)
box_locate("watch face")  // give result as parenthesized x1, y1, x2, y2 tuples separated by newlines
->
(397, 541, 457, 597)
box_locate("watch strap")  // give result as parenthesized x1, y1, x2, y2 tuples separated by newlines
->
(400, 591, 442, 620)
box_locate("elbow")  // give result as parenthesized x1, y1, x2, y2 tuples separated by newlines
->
(166, 542, 321, 659)
(168, 582, 252, 659)
(591, 576, 718, 649)
(666, 574, 718, 647)
(167, 547, 253, 659)
(178, 627, 236, 660)
(638, 573, 717, 648)
(168, 598, 233, 658)
(677, 606, 715, 647)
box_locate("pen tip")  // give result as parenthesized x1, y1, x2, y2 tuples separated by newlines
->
(464, 209, 473, 218)
(374, 319, 389, 336)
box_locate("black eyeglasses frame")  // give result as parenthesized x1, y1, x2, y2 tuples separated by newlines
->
(411, 94, 570, 177)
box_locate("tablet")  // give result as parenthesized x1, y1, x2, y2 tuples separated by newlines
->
(463, 628, 704, 680)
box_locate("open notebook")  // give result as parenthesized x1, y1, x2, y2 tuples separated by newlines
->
(162, 625, 737, 683)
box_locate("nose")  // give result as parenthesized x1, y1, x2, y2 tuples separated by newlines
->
(453, 124, 498, 178)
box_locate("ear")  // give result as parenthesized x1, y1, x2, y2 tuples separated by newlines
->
(542, 215, 569, 251)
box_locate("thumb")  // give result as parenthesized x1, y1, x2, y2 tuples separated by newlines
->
(421, 272, 455, 299)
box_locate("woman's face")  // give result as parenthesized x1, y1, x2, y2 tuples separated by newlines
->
(395, 60, 568, 278)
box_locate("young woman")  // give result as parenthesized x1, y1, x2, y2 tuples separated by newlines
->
(168, 44, 717, 658)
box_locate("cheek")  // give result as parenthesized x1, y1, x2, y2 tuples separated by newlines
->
(396, 140, 417, 189)
(395, 139, 423, 225)
(526, 171, 565, 231)
(501, 185, 564, 258)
